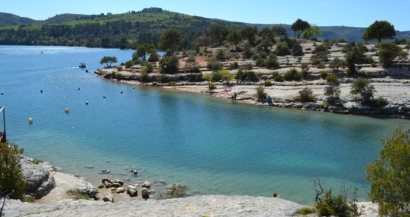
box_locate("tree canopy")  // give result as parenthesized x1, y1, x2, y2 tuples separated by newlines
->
(134, 43, 156, 61)
(226, 29, 242, 45)
(363, 20, 396, 43)
(291, 19, 310, 39)
(301, 24, 323, 40)
(240, 26, 258, 45)
(206, 25, 229, 45)
(350, 77, 375, 104)
(158, 29, 183, 55)
(366, 127, 410, 216)
(99, 56, 118, 67)
(376, 42, 408, 67)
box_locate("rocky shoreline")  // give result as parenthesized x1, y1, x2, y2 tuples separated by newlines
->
(1, 156, 380, 216)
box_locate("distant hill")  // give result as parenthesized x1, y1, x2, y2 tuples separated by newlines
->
(45, 14, 89, 23)
(0, 10, 409, 48)
(0, 13, 39, 27)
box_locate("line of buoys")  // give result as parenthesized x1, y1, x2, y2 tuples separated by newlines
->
(28, 118, 33, 124)
(65, 108, 70, 113)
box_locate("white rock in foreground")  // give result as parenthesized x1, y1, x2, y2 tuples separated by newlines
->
(4, 195, 303, 217)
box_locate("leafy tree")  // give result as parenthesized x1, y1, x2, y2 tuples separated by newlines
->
(218, 69, 234, 84)
(207, 25, 229, 45)
(159, 55, 179, 74)
(363, 20, 396, 43)
(264, 54, 279, 69)
(272, 25, 287, 37)
(329, 57, 346, 71)
(215, 49, 227, 61)
(326, 73, 340, 85)
(350, 77, 375, 104)
(291, 43, 304, 56)
(301, 24, 323, 39)
(366, 127, 410, 216)
(206, 58, 223, 71)
(135, 43, 156, 61)
(324, 84, 341, 104)
(202, 73, 216, 91)
(256, 85, 267, 99)
(158, 29, 183, 55)
(0, 143, 26, 200)
(344, 44, 367, 73)
(240, 26, 258, 45)
(259, 27, 274, 42)
(297, 87, 315, 102)
(291, 19, 310, 39)
(99, 56, 118, 67)
(275, 41, 291, 56)
(226, 29, 242, 45)
(376, 42, 408, 67)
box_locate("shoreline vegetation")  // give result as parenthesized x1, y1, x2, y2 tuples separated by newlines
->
(95, 38, 410, 120)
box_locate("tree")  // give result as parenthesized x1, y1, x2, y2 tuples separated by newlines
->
(226, 29, 242, 45)
(264, 54, 279, 69)
(301, 24, 323, 40)
(99, 56, 118, 67)
(158, 29, 183, 55)
(0, 143, 26, 200)
(206, 25, 229, 45)
(272, 26, 287, 37)
(297, 87, 315, 102)
(134, 43, 156, 61)
(240, 26, 258, 45)
(324, 84, 341, 104)
(275, 41, 290, 56)
(344, 44, 367, 73)
(366, 127, 410, 216)
(350, 77, 375, 104)
(159, 55, 179, 74)
(291, 43, 304, 56)
(363, 20, 396, 43)
(218, 69, 234, 84)
(329, 57, 346, 71)
(376, 42, 408, 67)
(259, 27, 274, 41)
(291, 19, 310, 39)
(202, 73, 216, 91)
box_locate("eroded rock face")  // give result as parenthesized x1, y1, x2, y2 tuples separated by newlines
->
(20, 157, 56, 199)
(73, 178, 98, 198)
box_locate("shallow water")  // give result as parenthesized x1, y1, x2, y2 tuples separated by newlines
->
(0, 45, 408, 205)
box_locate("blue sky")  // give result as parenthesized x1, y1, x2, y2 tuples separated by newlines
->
(2, 0, 409, 31)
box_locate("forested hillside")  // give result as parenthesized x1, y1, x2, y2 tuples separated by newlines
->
(0, 10, 409, 49)
(0, 13, 39, 28)
(0, 11, 245, 49)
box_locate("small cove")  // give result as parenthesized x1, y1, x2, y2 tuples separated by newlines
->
(1, 45, 409, 205)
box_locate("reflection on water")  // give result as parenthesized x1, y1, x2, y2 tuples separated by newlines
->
(1, 45, 409, 205)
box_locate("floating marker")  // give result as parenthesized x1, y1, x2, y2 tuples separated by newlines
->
(0, 92, 3, 95)
(121, 91, 123, 94)
(28, 118, 33, 124)
(103, 95, 106, 99)
(65, 108, 70, 113)
(78, 88, 80, 90)
(85, 101, 89, 105)
(40, 90, 43, 93)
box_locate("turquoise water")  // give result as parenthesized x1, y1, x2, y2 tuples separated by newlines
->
(0, 45, 409, 205)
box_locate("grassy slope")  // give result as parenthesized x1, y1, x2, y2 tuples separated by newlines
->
(0, 13, 39, 27)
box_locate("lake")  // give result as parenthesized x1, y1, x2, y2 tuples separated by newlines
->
(0, 45, 408, 205)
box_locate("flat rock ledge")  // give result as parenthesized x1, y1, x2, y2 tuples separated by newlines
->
(4, 195, 303, 217)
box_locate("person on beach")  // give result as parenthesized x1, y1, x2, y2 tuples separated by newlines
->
(233, 92, 237, 101)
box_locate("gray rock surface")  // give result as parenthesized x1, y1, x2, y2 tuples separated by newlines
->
(4, 195, 304, 217)
(20, 157, 56, 198)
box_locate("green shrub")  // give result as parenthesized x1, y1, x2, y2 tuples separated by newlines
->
(189, 73, 204, 82)
(116, 73, 123, 80)
(229, 62, 239, 70)
(317, 63, 326, 69)
(311, 58, 321, 65)
(320, 71, 328, 79)
(235, 69, 259, 82)
(67, 189, 90, 200)
(264, 80, 272, 86)
(256, 85, 267, 99)
(160, 74, 168, 83)
(296, 207, 316, 215)
(124, 60, 134, 68)
(371, 63, 377, 67)
(264, 54, 279, 69)
(32, 158, 43, 164)
(0, 143, 26, 200)
(284, 68, 302, 81)
(324, 85, 341, 105)
(326, 73, 340, 85)
(206, 59, 223, 71)
(208, 82, 216, 90)
(402, 104, 409, 111)
(238, 90, 247, 95)
(117, 66, 123, 71)
(374, 97, 389, 107)
(140, 72, 149, 82)
(298, 87, 315, 102)
(274, 75, 284, 82)
(168, 184, 188, 198)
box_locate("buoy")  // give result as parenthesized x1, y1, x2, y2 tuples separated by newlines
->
(40, 90, 43, 93)
(103, 95, 106, 99)
(273, 193, 277, 197)
(85, 101, 89, 105)
(28, 118, 33, 124)
(78, 88, 80, 90)
(0, 92, 3, 95)
(65, 108, 70, 113)
(86, 70, 88, 73)
(121, 91, 123, 94)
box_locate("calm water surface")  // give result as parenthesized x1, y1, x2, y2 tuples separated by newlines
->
(0, 45, 408, 205)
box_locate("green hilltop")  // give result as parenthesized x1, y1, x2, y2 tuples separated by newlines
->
(0, 9, 409, 49)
